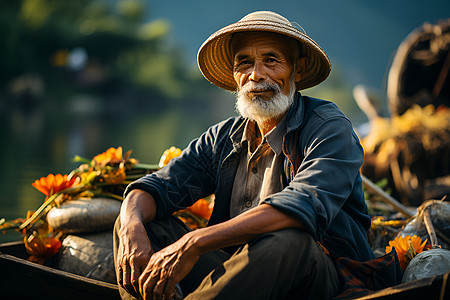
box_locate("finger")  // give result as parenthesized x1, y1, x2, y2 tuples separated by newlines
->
(163, 279, 178, 300)
(116, 263, 123, 285)
(122, 259, 134, 295)
(140, 269, 160, 300)
(123, 259, 142, 298)
(153, 274, 169, 300)
(129, 257, 142, 296)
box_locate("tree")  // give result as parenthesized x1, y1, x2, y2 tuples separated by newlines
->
(0, 0, 193, 101)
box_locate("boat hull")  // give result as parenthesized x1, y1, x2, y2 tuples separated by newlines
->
(1, 241, 448, 299)
(0, 241, 120, 300)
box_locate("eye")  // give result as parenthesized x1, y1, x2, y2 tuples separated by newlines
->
(265, 57, 277, 64)
(234, 60, 251, 70)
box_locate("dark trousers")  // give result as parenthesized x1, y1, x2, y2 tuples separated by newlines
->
(113, 216, 342, 300)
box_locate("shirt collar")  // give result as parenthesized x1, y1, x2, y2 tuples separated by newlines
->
(240, 120, 257, 153)
(240, 113, 288, 156)
(230, 92, 305, 151)
(266, 113, 288, 155)
(285, 92, 305, 133)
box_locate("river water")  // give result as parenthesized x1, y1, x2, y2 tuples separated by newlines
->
(0, 91, 235, 242)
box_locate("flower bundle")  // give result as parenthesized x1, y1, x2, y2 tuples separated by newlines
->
(0, 146, 214, 262)
(0, 147, 157, 263)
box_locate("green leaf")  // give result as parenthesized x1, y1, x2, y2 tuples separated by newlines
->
(72, 155, 91, 164)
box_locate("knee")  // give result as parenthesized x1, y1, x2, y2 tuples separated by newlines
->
(251, 228, 315, 255)
(242, 229, 322, 277)
(247, 229, 334, 278)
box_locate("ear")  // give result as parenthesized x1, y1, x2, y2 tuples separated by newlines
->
(294, 57, 307, 83)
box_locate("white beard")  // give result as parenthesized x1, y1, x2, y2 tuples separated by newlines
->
(235, 81, 296, 125)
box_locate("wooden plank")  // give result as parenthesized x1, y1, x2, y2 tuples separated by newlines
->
(355, 272, 449, 300)
(2, 242, 448, 299)
(0, 241, 29, 258)
(0, 243, 121, 300)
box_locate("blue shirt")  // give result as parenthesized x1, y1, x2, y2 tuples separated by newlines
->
(125, 93, 375, 261)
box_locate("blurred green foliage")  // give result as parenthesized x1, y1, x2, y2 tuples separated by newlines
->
(306, 66, 363, 123)
(0, 0, 196, 101)
(0, 0, 359, 119)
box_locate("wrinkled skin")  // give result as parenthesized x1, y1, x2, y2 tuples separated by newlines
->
(138, 233, 200, 300)
(116, 220, 153, 298)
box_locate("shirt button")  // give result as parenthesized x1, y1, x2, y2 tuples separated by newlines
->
(245, 200, 253, 208)
(251, 167, 257, 174)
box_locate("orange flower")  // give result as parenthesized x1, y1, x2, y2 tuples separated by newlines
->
(385, 235, 429, 271)
(174, 198, 214, 230)
(177, 216, 202, 230)
(159, 146, 182, 168)
(24, 234, 62, 264)
(23, 211, 62, 264)
(92, 147, 124, 166)
(187, 198, 213, 220)
(32, 173, 77, 197)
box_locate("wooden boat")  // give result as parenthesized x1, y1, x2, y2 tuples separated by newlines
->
(1, 241, 448, 299)
(0, 241, 121, 300)
(357, 272, 449, 299)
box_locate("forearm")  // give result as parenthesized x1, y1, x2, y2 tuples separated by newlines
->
(186, 203, 304, 255)
(120, 189, 157, 227)
(116, 189, 157, 297)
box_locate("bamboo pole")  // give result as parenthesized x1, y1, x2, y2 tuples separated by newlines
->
(423, 208, 440, 248)
(361, 174, 415, 218)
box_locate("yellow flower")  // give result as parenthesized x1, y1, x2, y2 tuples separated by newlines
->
(92, 147, 124, 166)
(385, 235, 430, 271)
(158, 146, 182, 168)
(78, 170, 99, 185)
(91, 147, 137, 170)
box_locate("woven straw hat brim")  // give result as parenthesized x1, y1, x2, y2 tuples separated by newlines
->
(198, 19, 331, 91)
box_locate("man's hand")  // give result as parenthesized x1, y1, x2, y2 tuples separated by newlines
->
(116, 189, 158, 297)
(139, 233, 199, 300)
(116, 220, 154, 297)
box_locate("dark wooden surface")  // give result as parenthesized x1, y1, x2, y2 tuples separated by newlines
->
(0, 241, 121, 300)
(1, 241, 448, 299)
(355, 271, 449, 300)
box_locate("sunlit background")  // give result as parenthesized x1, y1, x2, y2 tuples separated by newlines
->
(1, 0, 449, 242)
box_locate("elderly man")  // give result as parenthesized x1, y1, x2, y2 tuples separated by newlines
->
(114, 11, 396, 300)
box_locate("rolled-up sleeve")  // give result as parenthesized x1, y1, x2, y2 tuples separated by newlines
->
(262, 114, 364, 240)
(124, 121, 225, 220)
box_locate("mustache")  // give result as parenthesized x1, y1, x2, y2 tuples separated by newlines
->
(239, 82, 282, 95)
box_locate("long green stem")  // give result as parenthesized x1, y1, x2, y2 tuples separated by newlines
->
(18, 164, 155, 231)
(94, 192, 124, 201)
(19, 185, 86, 230)
(133, 163, 160, 170)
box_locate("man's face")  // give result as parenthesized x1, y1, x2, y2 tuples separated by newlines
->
(232, 32, 301, 124)
(232, 31, 300, 98)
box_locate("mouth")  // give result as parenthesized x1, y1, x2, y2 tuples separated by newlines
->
(240, 82, 280, 99)
(249, 88, 274, 95)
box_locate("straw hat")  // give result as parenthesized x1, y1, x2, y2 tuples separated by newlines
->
(197, 11, 331, 91)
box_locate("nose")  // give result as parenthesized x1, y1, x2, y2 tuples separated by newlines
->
(249, 62, 266, 82)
